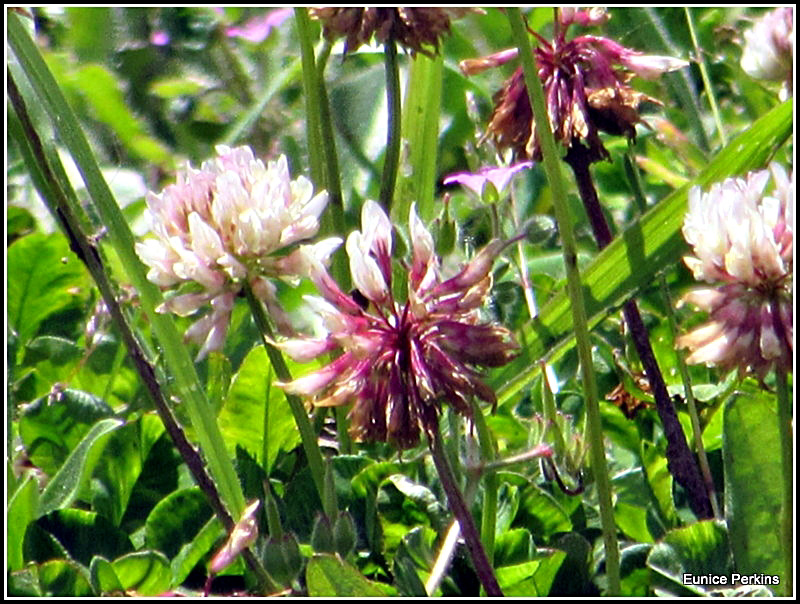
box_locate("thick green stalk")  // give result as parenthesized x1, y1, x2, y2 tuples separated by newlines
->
(8, 12, 246, 518)
(242, 284, 329, 516)
(470, 402, 498, 593)
(379, 37, 403, 213)
(506, 9, 621, 595)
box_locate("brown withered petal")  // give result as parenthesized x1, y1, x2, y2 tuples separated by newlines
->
(481, 11, 687, 162)
(310, 7, 478, 56)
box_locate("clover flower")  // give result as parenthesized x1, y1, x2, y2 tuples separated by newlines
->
(677, 164, 793, 376)
(462, 8, 688, 162)
(740, 7, 793, 97)
(276, 200, 519, 449)
(309, 7, 478, 56)
(136, 145, 337, 360)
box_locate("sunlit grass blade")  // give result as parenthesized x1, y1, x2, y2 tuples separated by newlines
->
(8, 11, 247, 518)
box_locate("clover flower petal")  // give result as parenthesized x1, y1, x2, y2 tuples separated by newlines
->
(677, 164, 793, 375)
(279, 202, 519, 449)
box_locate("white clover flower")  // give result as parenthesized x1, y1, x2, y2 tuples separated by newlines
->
(740, 7, 794, 90)
(677, 164, 793, 375)
(136, 145, 338, 360)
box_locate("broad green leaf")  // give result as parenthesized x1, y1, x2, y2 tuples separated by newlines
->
(7, 233, 87, 352)
(495, 99, 792, 406)
(494, 528, 533, 567)
(647, 520, 731, 596)
(217, 345, 301, 473)
(36, 558, 94, 597)
(23, 335, 83, 367)
(306, 553, 387, 597)
(35, 509, 133, 567)
(92, 414, 166, 526)
(723, 383, 786, 592)
(89, 556, 124, 596)
(144, 487, 213, 560)
(7, 475, 41, 571)
(19, 389, 114, 477)
(111, 551, 172, 597)
(516, 484, 573, 541)
(38, 418, 122, 517)
(496, 550, 566, 597)
(170, 516, 225, 586)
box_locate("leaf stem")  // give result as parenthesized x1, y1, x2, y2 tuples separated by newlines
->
(506, 8, 621, 595)
(8, 69, 276, 592)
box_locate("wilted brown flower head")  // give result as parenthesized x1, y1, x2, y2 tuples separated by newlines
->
(677, 164, 793, 376)
(463, 8, 688, 162)
(276, 201, 519, 449)
(309, 7, 477, 56)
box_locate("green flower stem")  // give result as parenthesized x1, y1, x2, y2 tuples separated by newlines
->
(294, 8, 326, 190)
(8, 12, 246, 519)
(8, 71, 277, 593)
(506, 8, 621, 595)
(242, 283, 331, 518)
(566, 142, 713, 520)
(684, 8, 727, 147)
(379, 37, 402, 213)
(625, 149, 720, 518)
(770, 296, 793, 596)
(429, 425, 503, 596)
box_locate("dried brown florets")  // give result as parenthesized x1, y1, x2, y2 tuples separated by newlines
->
(309, 7, 478, 56)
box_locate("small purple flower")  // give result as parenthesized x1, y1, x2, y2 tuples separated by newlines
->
(443, 161, 534, 199)
(276, 201, 519, 449)
(135, 145, 337, 360)
(225, 8, 293, 44)
(677, 164, 793, 376)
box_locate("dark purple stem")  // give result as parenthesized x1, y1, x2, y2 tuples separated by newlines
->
(428, 425, 504, 596)
(564, 143, 713, 519)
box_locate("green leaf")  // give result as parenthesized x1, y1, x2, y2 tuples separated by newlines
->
(35, 509, 133, 567)
(38, 418, 122, 517)
(647, 520, 731, 596)
(496, 549, 566, 596)
(723, 383, 785, 590)
(111, 551, 172, 597)
(144, 487, 213, 560)
(36, 558, 94, 597)
(495, 99, 792, 405)
(306, 553, 387, 597)
(7, 475, 41, 571)
(171, 516, 225, 586)
(7, 233, 87, 352)
(70, 63, 171, 165)
(92, 414, 166, 526)
(89, 556, 125, 596)
(217, 345, 301, 473)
